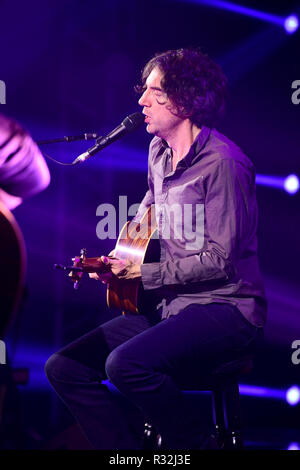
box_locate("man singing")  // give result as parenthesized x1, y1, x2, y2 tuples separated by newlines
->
(45, 48, 267, 449)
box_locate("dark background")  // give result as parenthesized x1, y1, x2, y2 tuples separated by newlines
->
(1, 0, 300, 450)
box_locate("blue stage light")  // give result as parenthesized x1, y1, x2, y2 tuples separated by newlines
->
(283, 174, 300, 194)
(256, 173, 299, 195)
(286, 385, 300, 406)
(284, 15, 299, 34)
(239, 384, 286, 400)
(186, 1, 299, 34)
(287, 442, 300, 450)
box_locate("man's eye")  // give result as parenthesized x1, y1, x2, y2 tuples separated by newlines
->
(154, 92, 167, 103)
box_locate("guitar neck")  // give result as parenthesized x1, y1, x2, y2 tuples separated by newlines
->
(77, 257, 110, 274)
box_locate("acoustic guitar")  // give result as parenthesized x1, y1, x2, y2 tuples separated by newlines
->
(56, 207, 160, 314)
(0, 202, 26, 338)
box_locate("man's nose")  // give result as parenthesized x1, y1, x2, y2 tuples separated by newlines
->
(138, 90, 150, 107)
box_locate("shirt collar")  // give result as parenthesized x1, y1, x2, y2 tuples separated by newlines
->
(161, 125, 211, 167)
(185, 125, 211, 166)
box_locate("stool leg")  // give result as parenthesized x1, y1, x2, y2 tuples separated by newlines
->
(223, 382, 244, 449)
(143, 422, 162, 450)
(212, 382, 244, 449)
(212, 387, 227, 449)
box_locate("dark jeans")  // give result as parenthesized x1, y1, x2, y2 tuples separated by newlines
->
(45, 302, 262, 449)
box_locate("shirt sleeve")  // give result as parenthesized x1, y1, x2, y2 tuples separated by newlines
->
(141, 156, 257, 290)
(0, 113, 50, 200)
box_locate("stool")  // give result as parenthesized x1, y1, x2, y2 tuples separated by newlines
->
(143, 354, 253, 450)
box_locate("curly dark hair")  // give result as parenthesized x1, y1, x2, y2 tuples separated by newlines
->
(135, 48, 228, 128)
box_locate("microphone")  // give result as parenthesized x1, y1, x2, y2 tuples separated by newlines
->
(72, 112, 144, 165)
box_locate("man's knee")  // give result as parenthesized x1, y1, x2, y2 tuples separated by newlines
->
(45, 353, 92, 388)
(105, 347, 136, 387)
(45, 353, 70, 387)
(45, 353, 59, 382)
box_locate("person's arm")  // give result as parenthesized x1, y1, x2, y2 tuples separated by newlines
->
(0, 113, 50, 209)
(140, 157, 257, 289)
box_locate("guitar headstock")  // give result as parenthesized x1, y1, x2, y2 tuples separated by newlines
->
(70, 248, 88, 289)
(55, 248, 111, 290)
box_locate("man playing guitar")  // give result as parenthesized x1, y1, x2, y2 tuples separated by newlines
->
(45, 48, 267, 449)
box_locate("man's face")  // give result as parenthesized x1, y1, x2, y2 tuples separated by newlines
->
(138, 67, 182, 139)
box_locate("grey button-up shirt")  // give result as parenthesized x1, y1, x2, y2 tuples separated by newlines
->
(136, 125, 267, 327)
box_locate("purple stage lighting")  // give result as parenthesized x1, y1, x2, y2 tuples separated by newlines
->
(239, 384, 286, 400)
(286, 385, 300, 406)
(288, 442, 300, 450)
(239, 384, 300, 406)
(283, 175, 299, 194)
(283, 174, 300, 194)
(256, 173, 299, 194)
(284, 15, 299, 34)
(187, 1, 299, 34)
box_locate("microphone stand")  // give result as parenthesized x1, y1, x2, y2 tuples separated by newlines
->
(37, 133, 100, 145)
(36, 134, 103, 166)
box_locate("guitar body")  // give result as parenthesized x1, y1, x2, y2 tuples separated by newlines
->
(0, 202, 26, 338)
(107, 207, 159, 314)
